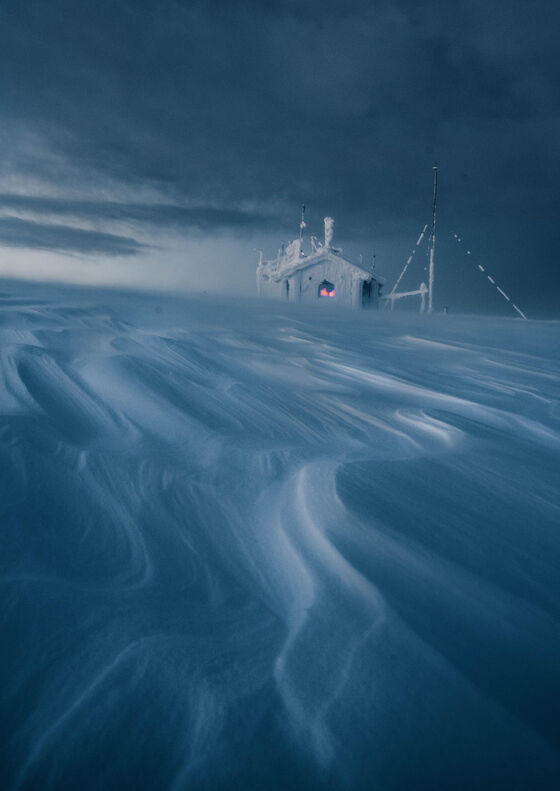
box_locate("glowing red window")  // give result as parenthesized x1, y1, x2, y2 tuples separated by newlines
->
(318, 280, 335, 298)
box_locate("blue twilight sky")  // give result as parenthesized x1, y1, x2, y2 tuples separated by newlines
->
(0, 0, 558, 315)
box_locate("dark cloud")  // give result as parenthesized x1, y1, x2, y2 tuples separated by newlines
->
(0, 0, 558, 312)
(0, 217, 144, 256)
(0, 194, 272, 233)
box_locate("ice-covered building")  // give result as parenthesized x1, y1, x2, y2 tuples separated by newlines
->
(256, 216, 384, 309)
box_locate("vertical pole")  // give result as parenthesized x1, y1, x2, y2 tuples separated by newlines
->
(420, 282, 427, 313)
(428, 165, 438, 314)
(298, 204, 306, 258)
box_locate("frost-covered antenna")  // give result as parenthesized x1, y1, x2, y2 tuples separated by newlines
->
(389, 224, 428, 296)
(428, 165, 438, 313)
(299, 204, 306, 241)
(385, 224, 428, 312)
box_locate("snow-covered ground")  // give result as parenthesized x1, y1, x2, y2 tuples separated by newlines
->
(1, 281, 559, 790)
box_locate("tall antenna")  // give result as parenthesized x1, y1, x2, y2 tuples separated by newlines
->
(299, 203, 306, 241)
(428, 165, 438, 313)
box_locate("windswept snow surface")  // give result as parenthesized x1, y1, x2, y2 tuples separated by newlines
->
(1, 282, 560, 790)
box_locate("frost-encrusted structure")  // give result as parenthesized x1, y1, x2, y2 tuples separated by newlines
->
(257, 217, 384, 309)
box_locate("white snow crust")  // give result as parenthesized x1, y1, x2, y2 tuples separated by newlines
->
(1, 282, 559, 790)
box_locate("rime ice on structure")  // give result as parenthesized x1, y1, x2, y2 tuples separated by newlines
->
(256, 216, 385, 309)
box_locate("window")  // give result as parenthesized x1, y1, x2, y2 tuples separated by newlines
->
(318, 280, 335, 298)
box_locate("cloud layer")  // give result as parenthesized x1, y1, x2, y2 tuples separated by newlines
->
(0, 0, 558, 313)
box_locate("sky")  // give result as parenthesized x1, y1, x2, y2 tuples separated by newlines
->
(0, 0, 558, 316)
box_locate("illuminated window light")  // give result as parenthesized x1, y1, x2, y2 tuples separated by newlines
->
(318, 280, 335, 298)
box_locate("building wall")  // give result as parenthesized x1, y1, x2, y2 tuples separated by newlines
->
(299, 260, 355, 305)
(257, 259, 381, 309)
(257, 257, 382, 309)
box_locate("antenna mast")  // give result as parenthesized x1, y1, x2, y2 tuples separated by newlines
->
(299, 204, 306, 242)
(428, 165, 438, 313)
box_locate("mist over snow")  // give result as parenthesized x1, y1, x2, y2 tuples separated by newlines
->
(1, 281, 559, 789)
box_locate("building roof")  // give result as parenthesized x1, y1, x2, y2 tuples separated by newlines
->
(261, 245, 385, 284)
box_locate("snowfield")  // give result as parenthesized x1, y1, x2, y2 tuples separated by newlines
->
(1, 281, 560, 790)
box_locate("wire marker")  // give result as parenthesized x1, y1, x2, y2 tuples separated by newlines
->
(451, 233, 528, 320)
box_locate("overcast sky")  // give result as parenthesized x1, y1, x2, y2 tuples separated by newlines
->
(0, 0, 558, 315)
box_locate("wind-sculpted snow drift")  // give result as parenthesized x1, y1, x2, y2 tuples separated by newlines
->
(1, 282, 559, 790)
